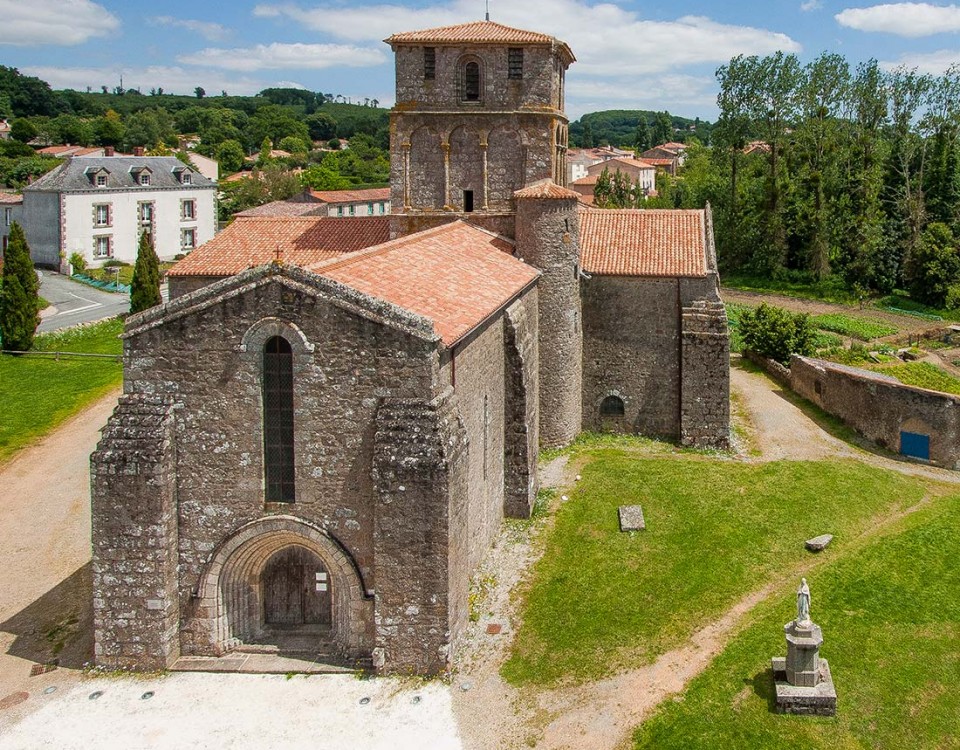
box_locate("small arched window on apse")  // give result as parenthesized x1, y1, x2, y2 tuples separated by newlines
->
(461, 59, 481, 102)
(263, 336, 296, 503)
(600, 395, 625, 417)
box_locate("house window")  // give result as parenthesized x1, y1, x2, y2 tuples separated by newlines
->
(508, 48, 524, 79)
(337, 206, 344, 217)
(138, 202, 154, 224)
(349, 205, 355, 216)
(600, 395, 625, 417)
(424, 47, 436, 80)
(181, 199, 196, 220)
(94, 204, 111, 227)
(139, 173, 151, 186)
(96, 174, 107, 187)
(181, 228, 196, 249)
(367, 202, 374, 215)
(263, 336, 296, 503)
(4, 208, 10, 226)
(93, 235, 112, 258)
(181, 172, 192, 185)
(463, 61, 481, 102)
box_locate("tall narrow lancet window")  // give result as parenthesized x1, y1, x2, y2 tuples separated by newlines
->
(464, 61, 480, 101)
(263, 336, 296, 502)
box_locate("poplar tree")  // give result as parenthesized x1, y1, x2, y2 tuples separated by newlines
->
(130, 231, 161, 313)
(0, 221, 40, 352)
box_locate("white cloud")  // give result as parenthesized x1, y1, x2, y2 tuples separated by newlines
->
(565, 75, 717, 119)
(150, 16, 231, 42)
(20, 65, 275, 97)
(880, 48, 960, 72)
(254, 0, 801, 75)
(0, 0, 119, 46)
(836, 2, 960, 36)
(179, 42, 386, 72)
(800, 0, 824, 11)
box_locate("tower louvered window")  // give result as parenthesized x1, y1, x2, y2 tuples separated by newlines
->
(424, 47, 436, 79)
(464, 61, 480, 101)
(508, 48, 523, 79)
(263, 336, 296, 502)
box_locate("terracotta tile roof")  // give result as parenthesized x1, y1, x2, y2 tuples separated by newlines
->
(0, 192, 22, 204)
(236, 200, 326, 218)
(579, 208, 706, 278)
(643, 157, 676, 167)
(311, 221, 537, 346)
(168, 216, 390, 277)
(309, 187, 391, 204)
(572, 174, 599, 186)
(386, 21, 574, 63)
(514, 180, 580, 200)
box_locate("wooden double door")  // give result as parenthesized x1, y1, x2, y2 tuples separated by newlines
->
(262, 546, 332, 627)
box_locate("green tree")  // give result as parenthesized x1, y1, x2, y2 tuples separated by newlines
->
(0, 222, 40, 352)
(10, 118, 36, 143)
(739, 303, 816, 365)
(651, 111, 672, 145)
(278, 135, 309, 154)
(905, 222, 960, 306)
(305, 111, 337, 141)
(215, 139, 246, 174)
(581, 121, 594, 148)
(130, 231, 162, 314)
(94, 110, 125, 147)
(593, 167, 612, 207)
(634, 118, 650, 152)
(194, 86, 206, 99)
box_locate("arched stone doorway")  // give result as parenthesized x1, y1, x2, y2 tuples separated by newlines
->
(191, 516, 373, 660)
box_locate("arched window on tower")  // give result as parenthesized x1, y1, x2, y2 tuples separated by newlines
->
(463, 61, 481, 102)
(263, 336, 295, 503)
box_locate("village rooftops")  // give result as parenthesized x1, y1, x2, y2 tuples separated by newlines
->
(514, 180, 580, 200)
(235, 200, 327, 218)
(310, 220, 537, 346)
(385, 20, 575, 64)
(578, 208, 708, 278)
(168, 216, 390, 277)
(309, 187, 391, 204)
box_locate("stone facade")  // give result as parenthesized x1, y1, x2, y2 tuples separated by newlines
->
(92, 265, 540, 674)
(791, 355, 960, 467)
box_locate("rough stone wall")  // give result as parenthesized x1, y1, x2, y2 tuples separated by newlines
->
(391, 112, 564, 215)
(372, 389, 466, 674)
(121, 275, 438, 665)
(516, 196, 582, 447)
(393, 44, 564, 112)
(791, 356, 960, 467)
(388, 213, 514, 241)
(680, 300, 730, 448)
(504, 290, 540, 518)
(91, 394, 180, 670)
(168, 275, 224, 300)
(581, 277, 681, 438)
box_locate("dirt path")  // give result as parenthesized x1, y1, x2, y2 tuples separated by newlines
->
(0, 389, 120, 729)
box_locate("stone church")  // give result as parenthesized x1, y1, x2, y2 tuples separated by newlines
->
(91, 21, 730, 675)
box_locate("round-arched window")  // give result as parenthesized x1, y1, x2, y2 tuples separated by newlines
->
(600, 395, 625, 417)
(463, 61, 480, 101)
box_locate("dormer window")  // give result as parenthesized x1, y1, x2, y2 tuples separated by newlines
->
(424, 47, 436, 80)
(96, 175, 107, 187)
(508, 48, 523, 79)
(140, 173, 151, 186)
(182, 172, 191, 184)
(173, 166, 193, 185)
(131, 166, 153, 186)
(86, 166, 110, 187)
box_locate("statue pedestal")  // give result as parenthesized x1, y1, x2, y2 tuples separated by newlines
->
(771, 619, 837, 716)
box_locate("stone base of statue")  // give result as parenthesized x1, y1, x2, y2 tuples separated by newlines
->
(771, 619, 837, 716)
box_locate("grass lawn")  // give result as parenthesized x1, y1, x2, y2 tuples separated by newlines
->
(810, 313, 898, 341)
(722, 275, 858, 305)
(502, 440, 938, 687)
(633, 492, 960, 749)
(873, 360, 960, 395)
(0, 318, 123, 463)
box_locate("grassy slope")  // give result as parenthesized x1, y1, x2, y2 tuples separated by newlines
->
(0, 318, 123, 463)
(503, 444, 934, 687)
(633, 493, 960, 749)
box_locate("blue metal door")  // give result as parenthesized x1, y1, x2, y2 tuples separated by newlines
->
(900, 431, 930, 460)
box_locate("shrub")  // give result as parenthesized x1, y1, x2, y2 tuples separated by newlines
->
(739, 302, 816, 365)
(69, 252, 86, 275)
(130, 232, 161, 314)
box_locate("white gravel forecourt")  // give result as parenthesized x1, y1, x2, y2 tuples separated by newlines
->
(0, 673, 463, 750)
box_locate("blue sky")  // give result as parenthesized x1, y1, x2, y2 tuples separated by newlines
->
(3, 0, 960, 119)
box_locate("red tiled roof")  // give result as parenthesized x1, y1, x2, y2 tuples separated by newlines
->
(168, 216, 390, 277)
(309, 187, 391, 204)
(579, 209, 706, 277)
(643, 158, 676, 167)
(572, 174, 599, 186)
(311, 221, 536, 346)
(514, 180, 580, 200)
(236, 200, 326, 218)
(0, 192, 22, 204)
(386, 21, 574, 62)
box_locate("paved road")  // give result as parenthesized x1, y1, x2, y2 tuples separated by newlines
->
(37, 270, 129, 333)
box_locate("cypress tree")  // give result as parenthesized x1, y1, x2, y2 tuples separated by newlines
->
(0, 221, 40, 352)
(130, 231, 162, 313)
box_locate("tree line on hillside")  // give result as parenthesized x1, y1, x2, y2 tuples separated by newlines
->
(621, 54, 960, 308)
(569, 110, 712, 149)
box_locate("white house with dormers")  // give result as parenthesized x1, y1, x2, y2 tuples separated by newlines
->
(19, 155, 217, 267)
